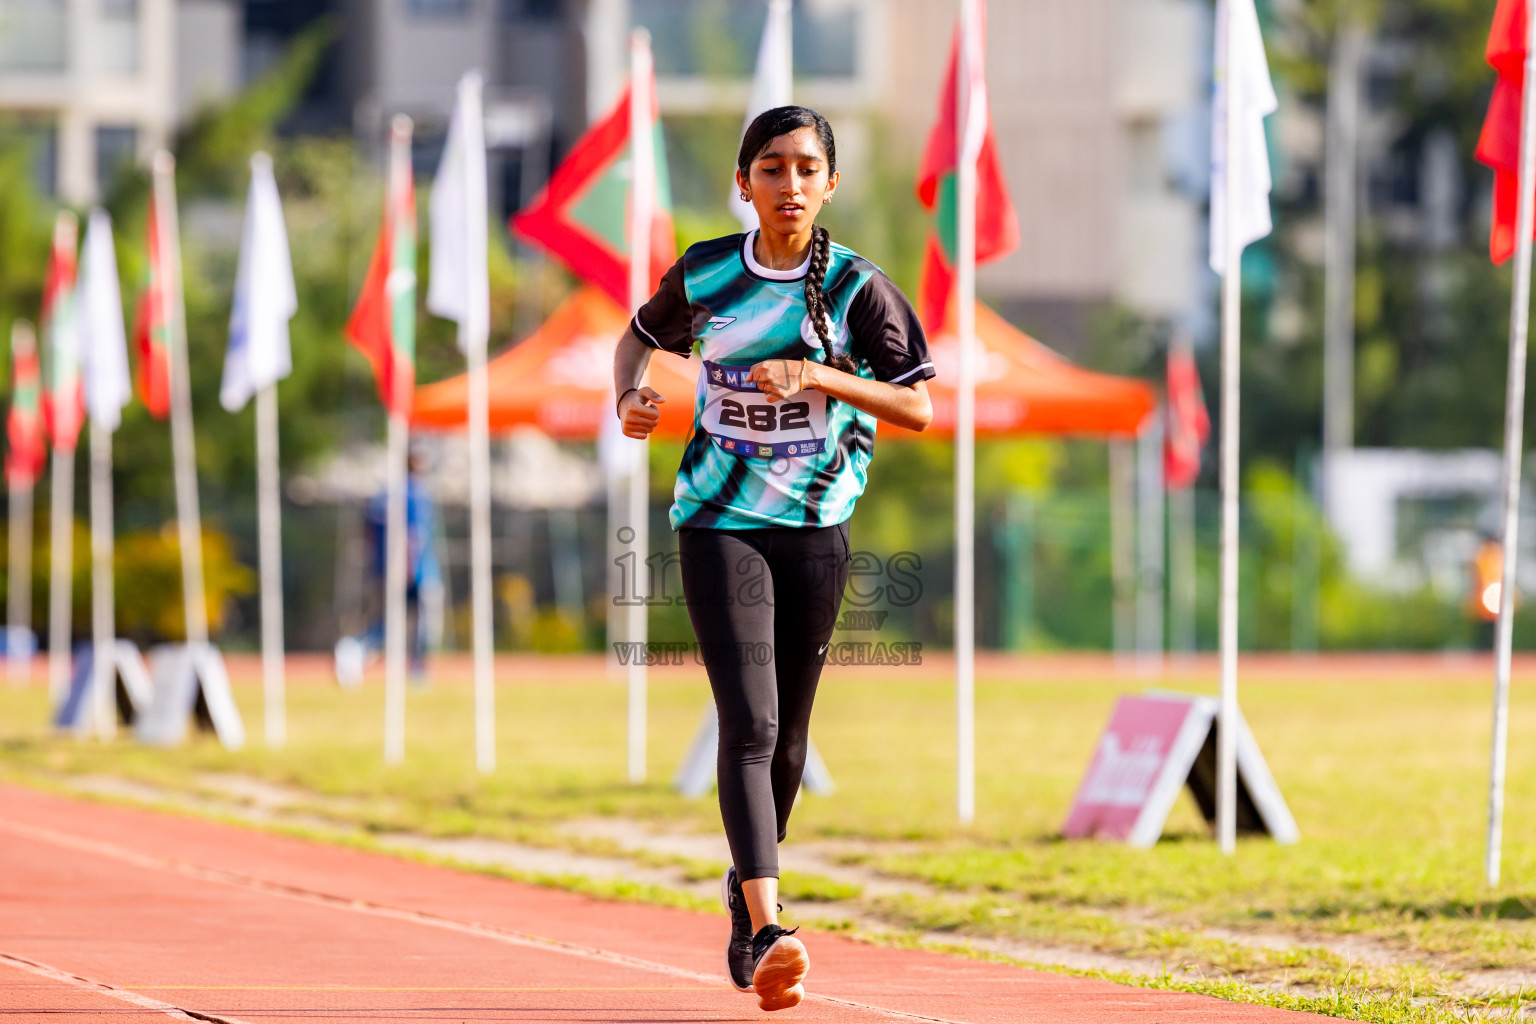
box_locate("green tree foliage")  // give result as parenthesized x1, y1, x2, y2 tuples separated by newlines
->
(0, 135, 52, 342)
(1257, 0, 1521, 465)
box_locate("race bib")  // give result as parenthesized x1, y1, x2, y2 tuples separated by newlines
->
(700, 361, 828, 458)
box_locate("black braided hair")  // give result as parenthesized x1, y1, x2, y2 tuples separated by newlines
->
(804, 224, 856, 373)
(737, 106, 857, 375)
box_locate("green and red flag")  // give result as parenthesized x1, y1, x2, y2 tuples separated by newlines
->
(346, 134, 417, 418)
(914, 12, 1019, 330)
(511, 70, 675, 309)
(6, 322, 46, 489)
(1477, 0, 1529, 264)
(41, 212, 84, 454)
(131, 194, 173, 419)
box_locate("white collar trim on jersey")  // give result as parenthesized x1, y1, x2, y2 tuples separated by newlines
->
(742, 231, 811, 281)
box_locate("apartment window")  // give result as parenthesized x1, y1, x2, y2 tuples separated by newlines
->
(407, 0, 471, 17)
(0, 0, 68, 72)
(500, 0, 558, 22)
(95, 124, 137, 196)
(635, 0, 861, 81)
(97, 0, 141, 75)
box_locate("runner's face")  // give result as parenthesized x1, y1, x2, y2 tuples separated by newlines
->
(738, 127, 839, 237)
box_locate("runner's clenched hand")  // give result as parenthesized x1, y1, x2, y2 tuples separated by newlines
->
(749, 359, 807, 404)
(619, 387, 666, 438)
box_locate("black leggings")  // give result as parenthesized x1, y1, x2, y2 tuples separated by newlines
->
(679, 522, 850, 880)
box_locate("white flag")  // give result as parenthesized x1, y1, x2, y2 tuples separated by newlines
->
(77, 209, 131, 432)
(1209, 0, 1277, 276)
(428, 70, 491, 355)
(731, 0, 793, 231)
(222, 152, 296, 412)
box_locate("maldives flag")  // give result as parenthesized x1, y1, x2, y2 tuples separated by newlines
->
(1164, 344, 1210, 489)
(914, 10, 1019, 331)
(346, 136, 417, 417)
(6, 322, 46, 489)
(42, 213, 84, 454)
(512, 61, 675, 309)
(1477, 0, 1530, 264)
(131, 195, 173, 419)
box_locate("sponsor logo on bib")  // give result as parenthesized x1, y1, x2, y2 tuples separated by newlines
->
(701, 360, 829, 459)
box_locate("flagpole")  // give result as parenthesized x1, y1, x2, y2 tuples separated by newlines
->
(383, 115, 413, 766)
(456, 73, 496, 776)
(955, 0, 980, 824)
(626, 28, 654, 785)
(255, 382, 285, 747)
(45, 212, 78, 713)
(1169, 333, 1199, 662)
(1217, 0, 1243, 856)
(1137, 407, 1165, 675)
(1170, 480, 1197, 658)
(47, 445, 74, 711)
(88, 420, 114, 739)
(1486, 0, 1536, 890)
(8, 321, 37, 686)
(8, 475, 33, 684)
(152, 152, 209, 651)
(1322, 23, 1363, 461)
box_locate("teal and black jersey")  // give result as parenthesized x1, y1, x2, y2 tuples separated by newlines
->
(632, 231, 934, 531)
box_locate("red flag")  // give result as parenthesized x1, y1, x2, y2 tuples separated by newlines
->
(914, 15, 1019, 331)
(1477, 0, 1530, 264)
(41, 214, 84, 454)
(1164, 345, 1210, 489)
(6, 322, 46, 489)
(346, 138, 417, 418)
(131, 195, 173, 419)
(512, 77, 675, 309)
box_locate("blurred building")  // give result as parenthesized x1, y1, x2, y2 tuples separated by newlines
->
(0, 0, 181, 204)
(884, 0, 1210, 342)
(1, 0, 1210, 340)
(633, 0, 1211, 347)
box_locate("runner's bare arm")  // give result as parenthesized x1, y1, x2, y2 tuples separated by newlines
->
(748, 359, 932, 432)
(614, 328, 667, 439)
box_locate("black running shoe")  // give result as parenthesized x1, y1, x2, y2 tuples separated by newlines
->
(750, 923, 808, 1011)
(720, 867, 755, 992)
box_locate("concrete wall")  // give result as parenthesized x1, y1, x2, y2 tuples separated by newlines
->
(0, 0, 178, 202)
(176, 0, 241, 120)
(870, 0, 1207, 326)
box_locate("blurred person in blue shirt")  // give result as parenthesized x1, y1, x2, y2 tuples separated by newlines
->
(361, 448, 442, 680)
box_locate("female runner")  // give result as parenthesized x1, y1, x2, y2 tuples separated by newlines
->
(613, 106, 933, 1011)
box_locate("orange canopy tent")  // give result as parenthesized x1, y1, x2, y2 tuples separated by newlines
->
(896, 302, 1154, 438)
(412, 286, 698, 438)
(412, 286, 1155, 440)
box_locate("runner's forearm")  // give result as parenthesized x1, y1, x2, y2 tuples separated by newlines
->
(614, 328, 653, 396)
(803, 363, 931, 432)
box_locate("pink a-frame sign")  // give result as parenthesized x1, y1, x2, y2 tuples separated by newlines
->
(1062, 692, 1298, 848)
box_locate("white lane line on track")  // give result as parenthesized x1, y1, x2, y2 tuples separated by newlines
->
(0, 951, 254, 1024)
(1, 817, 968, 1024)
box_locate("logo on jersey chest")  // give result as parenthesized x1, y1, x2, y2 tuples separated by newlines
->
(707, 316, 736, 330)
(800, 311, 839, 352)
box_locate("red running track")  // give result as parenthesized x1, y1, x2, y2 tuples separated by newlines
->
(0, 783, 1333, 1023)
